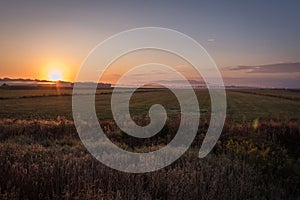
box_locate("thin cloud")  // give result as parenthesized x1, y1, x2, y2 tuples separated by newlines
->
(229, 62, 300, 73)
(207, 38, 215, 42)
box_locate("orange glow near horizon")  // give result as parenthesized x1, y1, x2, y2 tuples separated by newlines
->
(41, 61, 74, 82)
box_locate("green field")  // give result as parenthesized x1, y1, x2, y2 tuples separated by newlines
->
(1, 88, 299, 122)
(0, 87, 300, 199)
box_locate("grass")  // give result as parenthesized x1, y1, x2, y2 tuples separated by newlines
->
(0, 118, 299, 199)
(0, 87, 300, 199)
(0, 88, 300, 121)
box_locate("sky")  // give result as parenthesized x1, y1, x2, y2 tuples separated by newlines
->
(0, 0, 299, 88)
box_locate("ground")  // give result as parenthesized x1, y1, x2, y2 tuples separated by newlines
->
(0, 87, 299, 199)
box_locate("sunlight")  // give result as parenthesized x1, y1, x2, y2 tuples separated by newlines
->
(48, 68, 63, 81)
(43, 61, 73, 82)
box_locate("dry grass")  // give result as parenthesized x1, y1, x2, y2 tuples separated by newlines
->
(0, 118, 299, 199)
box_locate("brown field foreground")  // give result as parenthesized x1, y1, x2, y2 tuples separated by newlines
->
(0, 118, 300, 199)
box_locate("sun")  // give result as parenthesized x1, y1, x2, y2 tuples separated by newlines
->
(43, 61, 71, 82)
(48, 69, 63, 81)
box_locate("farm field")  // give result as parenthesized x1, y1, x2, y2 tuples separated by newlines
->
(0, 87, 299, 121)
(0, 87, 299, 199)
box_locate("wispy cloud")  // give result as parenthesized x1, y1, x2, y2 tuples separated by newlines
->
(207, 38, 215, 42)
(228, 62, 300, 73)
